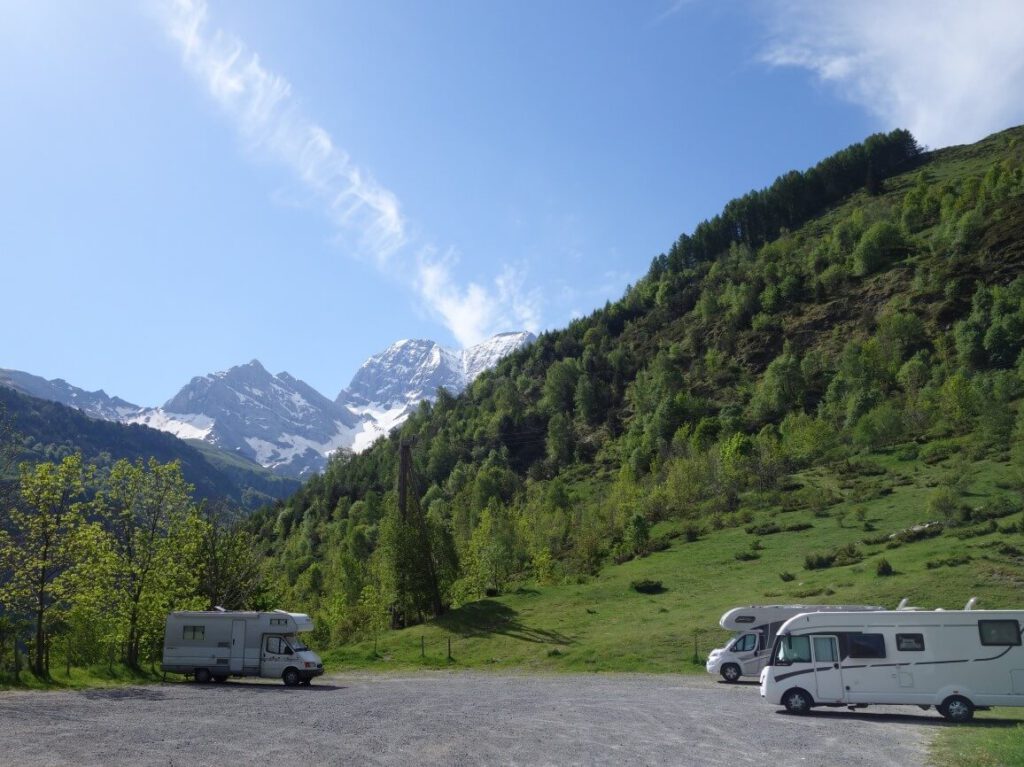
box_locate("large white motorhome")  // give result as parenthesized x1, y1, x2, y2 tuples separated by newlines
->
(706, 604, 885, 682)
(760, 600, 1024, 721)
(161, 609, 324, 686)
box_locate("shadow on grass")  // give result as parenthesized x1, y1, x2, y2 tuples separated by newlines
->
(436, 600, 573, 646)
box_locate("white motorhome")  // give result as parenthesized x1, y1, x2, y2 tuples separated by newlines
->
(161, 609, 324, 686)
(706, 604, 885, 682)
(760, 600, 1024, 721)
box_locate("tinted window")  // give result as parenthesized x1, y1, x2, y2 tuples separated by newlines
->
(849, 633, 886, 658)
(183, 625, 205, 641)
(979, 620, 1022, 646)
(735, 616, 756, 624)
(896, 633, 925, 651)
(812, 636, 837, 662)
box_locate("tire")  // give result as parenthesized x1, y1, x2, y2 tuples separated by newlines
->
(282, 668, 301, 687)
(720, 664, 742, 683)
(194, 668, 212, 684)
(302, 679, 312, 686)
(213, 675, 228, 683)
(939, 695, 974, 723)
(782, 688, 813, 714)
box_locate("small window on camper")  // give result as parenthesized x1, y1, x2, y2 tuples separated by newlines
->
(734, 616, 756, 624)
(182, 626, 205, 641)
(848, 633, 886, 658)
(896, 633, 925, 651)
(978, 620, 1022, 646)
(270, 618, 288, 626)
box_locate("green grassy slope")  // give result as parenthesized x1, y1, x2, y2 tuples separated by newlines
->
(323, 443, 1022, 672)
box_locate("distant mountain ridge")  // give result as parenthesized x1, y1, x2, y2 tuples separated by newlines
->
(0, 331, 535, 479)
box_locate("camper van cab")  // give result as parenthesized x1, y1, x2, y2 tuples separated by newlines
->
(760, 602, 1024, 722)
(706, 604, 884, 682)
(162, 609, 324, 686)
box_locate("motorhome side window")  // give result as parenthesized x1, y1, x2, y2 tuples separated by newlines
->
(774, 636, 811, 665)
(270, 618, 288, 626)
(896, 633, 925, 651)
(848, 633, 886, 658)
(182, 625, 204, 641)
(978, 620, 1022, 646)
(732, 634, 756, 652)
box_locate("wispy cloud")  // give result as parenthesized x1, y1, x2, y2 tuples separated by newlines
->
(416, 251, 540, 348)
(157, 0, 539, 345)
(760, 0, 1024, 148)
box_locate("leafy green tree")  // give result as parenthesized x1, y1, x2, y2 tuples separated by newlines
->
(0, 454, 89, 675)
(546, 413, 574, 467)
(93, 458, 203, 667)
(853, 221, 905, 276)
(749, 345, 804, 422)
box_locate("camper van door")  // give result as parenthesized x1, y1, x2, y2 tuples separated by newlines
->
(811, 635, 844, 703)
(230, 620, 245, 673)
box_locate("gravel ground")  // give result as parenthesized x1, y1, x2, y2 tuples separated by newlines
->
(0, 672, 941, 766)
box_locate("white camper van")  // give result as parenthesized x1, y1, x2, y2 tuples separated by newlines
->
(161, 609, 324, 686)
(706, 604, 885, 682)
(760, 600, 1024, 721)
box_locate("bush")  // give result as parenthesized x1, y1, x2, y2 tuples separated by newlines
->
(925, 554, 972, 569)
(804, 542, 863, 570)
(631, 579, 665, 594)
(734, 550, 761, 561)
(853, 221, 905, 275)
(682, 523, 703, 542)
(876, 558, 894, 576)
(779, 571, 796, 582)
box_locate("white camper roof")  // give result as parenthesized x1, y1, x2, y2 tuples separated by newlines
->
(777, 607, 1024, 636)
(166, 609, 316, 633)
(719, 604, 886, 631)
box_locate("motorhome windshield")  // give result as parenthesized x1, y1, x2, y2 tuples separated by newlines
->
(286, 635, 310, 652)
(772, 635, 811, 665)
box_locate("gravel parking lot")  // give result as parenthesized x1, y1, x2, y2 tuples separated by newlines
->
(0, 672, 941, 766)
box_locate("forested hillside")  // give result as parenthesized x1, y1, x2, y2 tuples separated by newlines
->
(252, 126, 1024, 646)
(0, 386, 299, 508)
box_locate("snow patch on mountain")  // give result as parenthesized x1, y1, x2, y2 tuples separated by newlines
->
(125, 410, 215, 441)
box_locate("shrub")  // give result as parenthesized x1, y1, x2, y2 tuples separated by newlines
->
(853, 221, 906, 275)
(682, 523, 703, 542)
(631, 579, 665, 594)
(876, 558, 894, 576)
(734, 550, 761, 561)
(925, 554, 972, 569)
(779, 571, 796, 582)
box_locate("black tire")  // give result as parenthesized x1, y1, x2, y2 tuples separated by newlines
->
(782, 688, 813, 714)
(939, 695, 974, 723)
(282, 668, 301, 687)
(194, 668, 212, 684)
(720, 664, 742, 683)
(302, 679, 312, 686)
(213, 675, 228, 683)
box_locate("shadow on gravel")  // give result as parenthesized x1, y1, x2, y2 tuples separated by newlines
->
(184, 682, 348, 693)
(718, 680, 760, 687)
(776, 710, 1022, 728)
(82, 688, 168, 701)
(437, 600, 574, 646)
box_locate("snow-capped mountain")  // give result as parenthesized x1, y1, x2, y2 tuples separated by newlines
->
(0, 368, 141, 421)
(336, 331, 536, 452)
(125, 360, 360, 479)
(0, 331, 535, 478)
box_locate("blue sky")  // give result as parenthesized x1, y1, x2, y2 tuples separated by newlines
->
(2, 0, 1022, 405)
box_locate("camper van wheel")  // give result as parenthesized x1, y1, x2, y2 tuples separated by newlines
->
(782, 688, 812, 715)
(938, 696, 974, 723)
(194, 668, 212, 684)
(282, 668, 301, 687)
(720, 664, 741, 683)
(213, 675, 228, 683)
